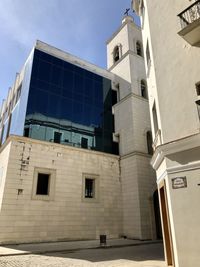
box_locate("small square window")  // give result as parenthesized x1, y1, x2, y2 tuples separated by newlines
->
(32, 168, 56, 201)
(82, 174, 99, 202)
(36, 173, 50, 195)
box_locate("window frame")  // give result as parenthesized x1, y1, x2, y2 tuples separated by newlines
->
(32, 167, 56, 201)
(85, 178, 95, 198)
(82, 173, 99, 202)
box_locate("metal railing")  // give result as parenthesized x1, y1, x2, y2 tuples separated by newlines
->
(178, 0, 200, 29)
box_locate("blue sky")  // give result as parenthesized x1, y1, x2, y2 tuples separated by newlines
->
(0, 0, 139, 105)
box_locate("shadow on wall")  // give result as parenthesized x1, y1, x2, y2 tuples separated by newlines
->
(167, 147, 200, 165)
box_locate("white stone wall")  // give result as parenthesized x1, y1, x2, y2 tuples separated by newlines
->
(114, 94, 151, 156)
(107, 17, 143, 69)
(139, 1, 200, 265)
(166, 167, 200, 267)
(121, 154, 156, 240)
(110, 56, 132, 84)
(142, 0, 200, 144)
(156, 153, 200, 267)
(107, 22, 129, 69)
(114, 92, 156, 240)
(0, 136, 122, 244)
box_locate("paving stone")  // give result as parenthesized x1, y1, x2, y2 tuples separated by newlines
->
(0, 244, 165, 267)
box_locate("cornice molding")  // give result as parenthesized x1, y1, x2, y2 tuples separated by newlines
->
(156, 161, 200, 184)
(120, 150, 151, 160)
(108, 50, 144, 72)
(151, 132, 200, 170)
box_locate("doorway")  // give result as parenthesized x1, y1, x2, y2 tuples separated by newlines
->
(153, 190, 162, 239)
(159, 185, 174, 266)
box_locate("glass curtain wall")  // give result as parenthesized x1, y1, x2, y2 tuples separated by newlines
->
(25, 49, 118, 154)
(0, 51, 34, 144)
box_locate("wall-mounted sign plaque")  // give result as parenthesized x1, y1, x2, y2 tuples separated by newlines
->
(172, 177, 187, 189)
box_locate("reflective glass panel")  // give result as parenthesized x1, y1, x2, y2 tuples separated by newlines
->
(25, 49, 118, 154)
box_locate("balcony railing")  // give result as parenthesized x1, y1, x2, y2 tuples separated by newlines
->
(178, 0, 200, 29)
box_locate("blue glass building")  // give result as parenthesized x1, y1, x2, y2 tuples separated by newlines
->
(0, 42, 118, 154)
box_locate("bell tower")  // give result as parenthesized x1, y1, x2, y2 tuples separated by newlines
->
(107, 15, 158, 240)
(107, 15, 146, 96)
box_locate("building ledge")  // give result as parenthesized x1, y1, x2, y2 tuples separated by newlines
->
(120, 150, 152, 160)
(178, 17, 200, 46)
(151, 132, 200, 170)
(108, 50, 144, 72)
(177, 1, 200, 46)
(35, 40, 115, 81)
(0, 135, 120, 159)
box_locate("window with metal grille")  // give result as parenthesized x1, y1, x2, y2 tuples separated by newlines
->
(85, 178, 95, 198)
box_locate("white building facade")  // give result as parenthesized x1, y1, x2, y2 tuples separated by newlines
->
(133, 0, 200, 266)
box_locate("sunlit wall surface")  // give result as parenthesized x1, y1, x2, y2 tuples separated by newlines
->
(25, 49, 118, 154)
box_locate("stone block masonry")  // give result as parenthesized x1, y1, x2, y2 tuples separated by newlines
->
(0, 136, 122, 244)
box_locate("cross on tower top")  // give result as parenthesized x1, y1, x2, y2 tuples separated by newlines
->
(124, 8, 130, 16)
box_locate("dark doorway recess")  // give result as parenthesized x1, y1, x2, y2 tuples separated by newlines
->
(153, 190, 163, 239)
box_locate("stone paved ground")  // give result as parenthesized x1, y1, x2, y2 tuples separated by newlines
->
(0, 243, 166, 267)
